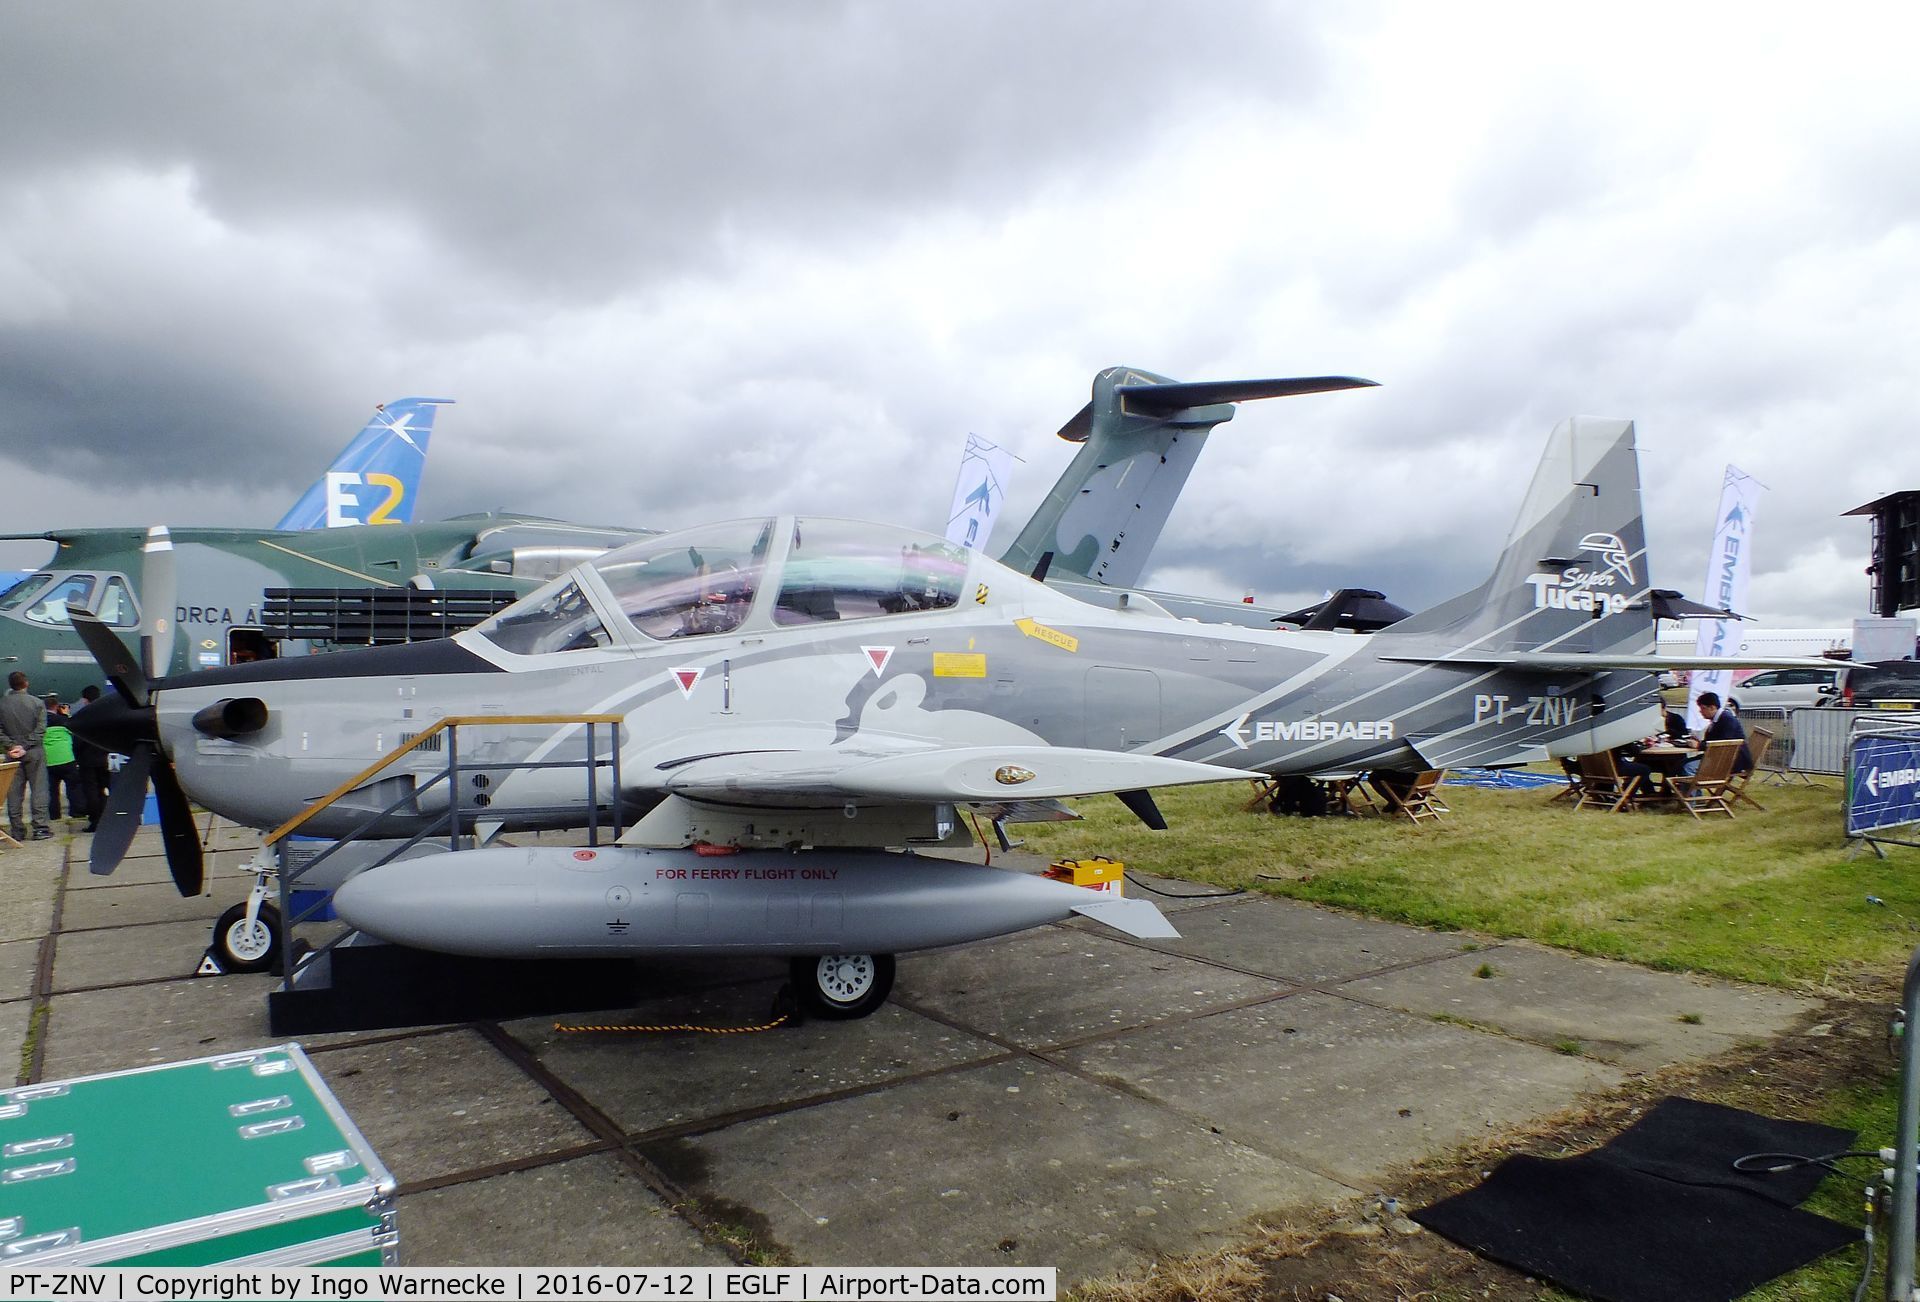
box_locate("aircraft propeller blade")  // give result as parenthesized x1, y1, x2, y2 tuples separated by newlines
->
(150, 760, 205, 897)
(139, 525, 177, 680)
(89, 743, 154, 876)
(69, 611, 149, 709)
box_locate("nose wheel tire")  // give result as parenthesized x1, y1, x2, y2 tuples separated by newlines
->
(212, 901, 281, 974)
(790, 953, 895, 1020)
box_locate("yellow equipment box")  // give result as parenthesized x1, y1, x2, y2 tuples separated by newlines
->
(1044, 857, 1125, 894)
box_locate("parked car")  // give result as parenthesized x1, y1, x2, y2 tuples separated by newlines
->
(1727, 666, 1840, 712)
(1834, 660, 1920, 710)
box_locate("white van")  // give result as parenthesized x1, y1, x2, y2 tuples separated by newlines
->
(1729, 666, 1840, 712)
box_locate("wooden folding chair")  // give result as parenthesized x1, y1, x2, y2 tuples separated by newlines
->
(1727, 726, 1772, 811)
(1242, 777, 1283, 812)
(1572, 751, 1643, 813)
(1669, 739, 1742, 819)
(1370, 769, 1449, 824)
(1547, 756, 1584, 804)
(0, 764, 19, 848)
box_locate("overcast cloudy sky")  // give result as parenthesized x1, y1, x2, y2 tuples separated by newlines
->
(1, 3, 1914, 627)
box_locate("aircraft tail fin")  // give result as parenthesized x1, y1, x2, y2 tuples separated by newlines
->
(274, 397, 453, 531)
(1375, 417, 1656, 659)
(997, 367, 1375, 589)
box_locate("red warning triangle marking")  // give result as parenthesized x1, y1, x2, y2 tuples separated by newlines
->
(862, 645, 894, 677)
(671, 667, 703, 697)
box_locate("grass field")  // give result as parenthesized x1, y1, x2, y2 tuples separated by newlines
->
(1022, 777, 1920, 994)
(1027, 774, 1918, 1300)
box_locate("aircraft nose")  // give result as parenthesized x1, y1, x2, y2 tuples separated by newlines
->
(69, 693, 159, 755)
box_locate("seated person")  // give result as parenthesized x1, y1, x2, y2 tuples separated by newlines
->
(1663, 709, 1689, 743)
(1614, 745, 1657, 789)
(1682, 691, 1753, 776)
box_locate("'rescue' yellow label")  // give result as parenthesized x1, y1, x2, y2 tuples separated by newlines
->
(1015, 617, 1079, 653)
(932, 652, 988, 678)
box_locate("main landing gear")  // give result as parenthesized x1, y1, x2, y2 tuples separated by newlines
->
(789, 953, 896, 1019)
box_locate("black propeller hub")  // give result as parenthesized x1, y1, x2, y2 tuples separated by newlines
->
(68, 693, 158, 755)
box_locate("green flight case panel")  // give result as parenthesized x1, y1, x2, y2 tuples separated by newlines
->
(0, 1043, 396, 1267)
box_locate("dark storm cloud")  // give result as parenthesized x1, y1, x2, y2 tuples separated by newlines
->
(0, 2, 1330, 517)
(0, 2, 1321, 293)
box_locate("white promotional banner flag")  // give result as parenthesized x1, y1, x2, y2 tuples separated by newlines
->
(1688, 465, 1766, 730)
(945, 433, 1016, 551)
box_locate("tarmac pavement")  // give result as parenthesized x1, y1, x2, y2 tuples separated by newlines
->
(1, 818, 1817, 1283)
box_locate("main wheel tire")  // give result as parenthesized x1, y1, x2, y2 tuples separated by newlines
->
(212, 902, 281, 974)
(790, 953, 896, 1020)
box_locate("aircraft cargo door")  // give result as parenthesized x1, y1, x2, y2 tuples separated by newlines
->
(1086, 667, 1162, 751)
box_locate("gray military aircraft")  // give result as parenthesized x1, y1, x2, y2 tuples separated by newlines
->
(68, 410, 1826, 1016)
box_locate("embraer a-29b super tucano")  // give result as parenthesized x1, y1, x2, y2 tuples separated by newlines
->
(70, 412, 1820, 1017)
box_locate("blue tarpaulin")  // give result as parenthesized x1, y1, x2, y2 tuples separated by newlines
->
(1443, 767, 1564, 790)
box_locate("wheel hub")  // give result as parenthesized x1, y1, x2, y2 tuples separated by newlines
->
(818, 954, 874, 1002)
(226, 918, 273, 963)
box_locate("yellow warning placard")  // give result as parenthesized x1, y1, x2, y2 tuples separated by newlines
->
(1015, 617, 1079, 653)
(932, 652, 988, 678)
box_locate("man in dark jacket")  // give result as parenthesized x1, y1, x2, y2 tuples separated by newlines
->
(70, 684, 113, 832)
(1684, 692, 1752, 776)
(0, 670, 51, 839)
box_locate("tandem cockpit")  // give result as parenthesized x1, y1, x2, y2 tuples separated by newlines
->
(468, 517, 992, 660)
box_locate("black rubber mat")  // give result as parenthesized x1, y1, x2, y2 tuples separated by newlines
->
(1600, 1097, 1855, 1206)
(1413, 1099, 1860, 1302)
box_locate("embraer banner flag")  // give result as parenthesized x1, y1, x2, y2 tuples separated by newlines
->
(945, 433, 1016, 551)
(1688, 465, 1766, 731)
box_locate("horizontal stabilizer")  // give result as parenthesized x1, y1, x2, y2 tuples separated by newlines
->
(1069, 895, 1180, 940)
(1057, 374, 1378, 441)
(1378, 651, 1840, 673)
(1115, 374, 1379, 416)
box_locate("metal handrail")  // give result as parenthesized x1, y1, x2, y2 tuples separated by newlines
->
(270, 712, 626, 996)
(264, 713, 624, 845)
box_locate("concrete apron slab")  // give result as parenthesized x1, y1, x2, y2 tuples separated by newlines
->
(895, 926, 1287, 1049)
(1347, 941, 1813, 1071)
(505, 982, 1005, 1135)
(0, 1000, 32, 1083)
(1061, 991, 1623, 1188)
(52, 918, 222, 993)
(59, 880, 227, 931)
(1140, 895, 1479, 985)
(659, 1055, 1350, 1277)
(398, 1154, 734, 1267)
(0, 936, 45, 1005)
(309, 1028, 600, 1186)
(0, 835, 64, 942)
(40, 972, 276, 1080)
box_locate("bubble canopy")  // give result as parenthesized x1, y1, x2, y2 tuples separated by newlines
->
(472, 518, 975, 655)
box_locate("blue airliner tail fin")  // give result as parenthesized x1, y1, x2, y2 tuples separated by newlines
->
(274, 397, 453, 530)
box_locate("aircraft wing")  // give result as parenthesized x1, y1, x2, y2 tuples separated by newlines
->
(655, 745, 1258, 807)
(1378, 652, 1840, 672)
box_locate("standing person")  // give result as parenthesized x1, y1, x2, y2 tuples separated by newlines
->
(71, 685, 112, 832)
(43, 698, 82, 825)
(0, 671, 51, 840)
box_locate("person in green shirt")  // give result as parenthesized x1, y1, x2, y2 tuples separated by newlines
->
(43, 698, 81, 825)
